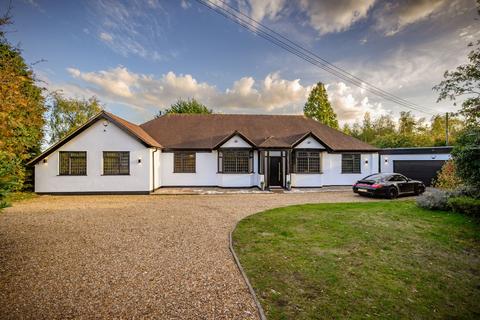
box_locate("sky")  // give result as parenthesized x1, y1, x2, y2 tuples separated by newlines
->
(5, 0, 480, 125)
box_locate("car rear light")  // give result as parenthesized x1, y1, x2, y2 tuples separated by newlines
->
(371, 184, 383, 189)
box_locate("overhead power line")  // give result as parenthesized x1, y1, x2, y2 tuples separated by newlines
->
(193, 0, 438, 116)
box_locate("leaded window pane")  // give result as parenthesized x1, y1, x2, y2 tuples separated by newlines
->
(103, 152, 129, 175)
(174, 152, 196, 173)
(59, 152, 87, 175)
(341, 154, 361, 173)
(295, 151, 321, 173)
(220, 150, 252, 173)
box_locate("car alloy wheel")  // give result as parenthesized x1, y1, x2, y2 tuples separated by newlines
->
(388, 187, 398, 199)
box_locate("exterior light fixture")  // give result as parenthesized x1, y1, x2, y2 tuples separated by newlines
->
(43, 158, 48, 164)
(138, 157, 142, 164)
(365, 159, 369, 165)
(384, 157, 388, 164)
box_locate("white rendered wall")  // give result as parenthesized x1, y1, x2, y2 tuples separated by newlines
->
(292, 152, 379, 187)
(220, 135, 252, 148)
(34, 120, 151, 193)
(380, 153, 451, 173)
(294, 137, 325, 149)
(160, 150, 260, 187)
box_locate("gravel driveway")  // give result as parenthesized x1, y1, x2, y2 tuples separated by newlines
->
(0, 192, 385, 319)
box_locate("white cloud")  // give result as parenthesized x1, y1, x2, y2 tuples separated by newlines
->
(181, 0, 191, 9)
(327, 82, 387, 125)
(63, 66, 314, 114)
(59, 66, 393, 123)
(298, 0, 375, 35)
(239, 0, 286, 21)
(99, 32, 113, 43)
(374, 0, 450, 36)
(87, 0, 171, 61)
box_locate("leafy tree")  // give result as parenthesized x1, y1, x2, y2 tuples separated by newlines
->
(451, 126, 480, 190)
(47, 92, 103, 144)
(157, 98, 212, 117)
(434, 40, 480, 127)
(432, 160, 463, 190)
(304, 82, 339, 129)
(0, 12, 46, 197)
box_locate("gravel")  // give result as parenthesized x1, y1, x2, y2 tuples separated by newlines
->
(0, 192, 382, 319)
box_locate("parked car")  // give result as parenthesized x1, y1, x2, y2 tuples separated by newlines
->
(352, 173, 425, 199)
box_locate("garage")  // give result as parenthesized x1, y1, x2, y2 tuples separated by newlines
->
(379, 147, 452, 187)
(393, 160, 445, 186)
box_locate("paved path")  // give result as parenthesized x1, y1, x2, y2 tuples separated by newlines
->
(0, 192, 390, 319)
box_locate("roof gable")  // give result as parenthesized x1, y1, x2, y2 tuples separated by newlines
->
(28, 111, 160, 165)
(215, 132, 255, 149)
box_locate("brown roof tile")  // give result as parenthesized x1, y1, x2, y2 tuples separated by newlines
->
(141, 114, 377, 151)
(105, 112, 161, 148)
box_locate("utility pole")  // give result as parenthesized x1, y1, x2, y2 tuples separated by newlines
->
(445, 112, 449, 146)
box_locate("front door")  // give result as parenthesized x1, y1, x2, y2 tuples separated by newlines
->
(269, 156, 282, 187)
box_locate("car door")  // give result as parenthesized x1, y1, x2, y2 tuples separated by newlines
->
(396, 175, 413, 194)
(389, 175, 405, 194)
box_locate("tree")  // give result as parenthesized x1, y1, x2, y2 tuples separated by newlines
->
(303, 82, 339, 129)
(47, 92, 103, 144)
(451, 126, 480, 190)
(157, 98, 212, 117)
(434, 40, 480, 127)
(0, 11, 46, 196)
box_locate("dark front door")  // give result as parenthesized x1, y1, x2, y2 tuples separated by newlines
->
(269, 157, 282, 187)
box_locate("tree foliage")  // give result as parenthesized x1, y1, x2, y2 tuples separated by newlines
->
(434, 40, 480, 127)
(451, 126, 480, 190)
(432, 160, 463, 190)
(157, 98, 212, 117)
(304, 82, 339, 129)
(342, 111, 464, 148)
(0, 12, 46, 196)
(47, 92, 103, 144)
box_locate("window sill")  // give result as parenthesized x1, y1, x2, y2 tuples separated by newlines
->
(57, 174, 87, 176)
(292, 172, 323, 174)
(101, 174, 131, 176)
(217, 172, 253, 175)
(173, 172, 196, 174)
(341, 172, 362, 174)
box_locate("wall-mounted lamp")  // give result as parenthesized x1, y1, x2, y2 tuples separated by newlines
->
(384, 157, 389, 164)
(364, 159, 369, 165)
(103, 120, 109, 132)
(431, 155, 437, 159)
(138, 157, 142, 164)
(43, 158, 48, 165)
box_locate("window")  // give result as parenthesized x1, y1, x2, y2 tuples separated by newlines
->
(218, 149, 253, 173)
(174, 152, 196, 173)
(103, 151, 130, 175)
(389, 174, 407, 182)
(342, 154, 361, 174)
(294, 151, 321, 173)
(59, 151, 87, 175)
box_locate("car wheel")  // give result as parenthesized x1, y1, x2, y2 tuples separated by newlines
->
(387, 187, 398, 199)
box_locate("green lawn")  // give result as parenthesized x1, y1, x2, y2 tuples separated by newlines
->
(233, 201, 480, 319)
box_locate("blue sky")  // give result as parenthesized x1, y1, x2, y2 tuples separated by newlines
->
(6, 0, 479, 124)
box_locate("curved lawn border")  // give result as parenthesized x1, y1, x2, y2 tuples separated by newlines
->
(229, 222, 267, 320)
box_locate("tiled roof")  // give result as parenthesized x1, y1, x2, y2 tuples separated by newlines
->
(141, 114, 377, 151)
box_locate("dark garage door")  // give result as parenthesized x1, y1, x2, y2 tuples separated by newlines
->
(393, 160, 445, 186)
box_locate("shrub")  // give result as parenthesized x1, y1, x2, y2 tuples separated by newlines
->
(433, 160, 463, 190)
(451, 185, 480, 199)
(451, 127, 480, 190)
(0, 152, 21, 209)
(416, 189, 450, 211)
(448, 196, 480, 217)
